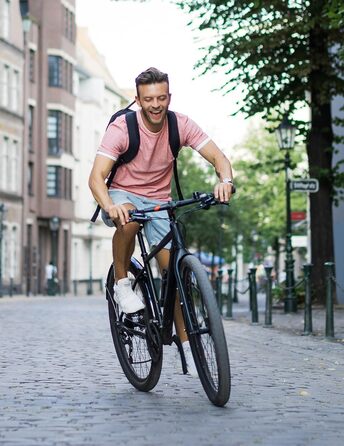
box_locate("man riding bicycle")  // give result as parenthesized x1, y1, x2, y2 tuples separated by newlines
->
(89, 67, 234, 375)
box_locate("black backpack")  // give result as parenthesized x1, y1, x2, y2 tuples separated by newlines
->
(90, 102, 183, 222)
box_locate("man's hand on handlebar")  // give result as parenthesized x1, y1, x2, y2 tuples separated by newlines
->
(213, 182, 234, 203)
(105, 203, 131, 226)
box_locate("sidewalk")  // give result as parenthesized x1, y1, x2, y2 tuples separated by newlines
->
(230, 292, 344, 343)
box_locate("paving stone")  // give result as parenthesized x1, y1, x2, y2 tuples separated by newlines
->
(0, 295, 343, 445)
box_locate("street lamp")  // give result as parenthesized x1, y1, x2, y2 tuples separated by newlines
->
(49, 216, 60, 268)
(0, 203, 5, 298)
(22, 14, 32, 34)
(275, 115, 297, 313)
(87, 223, 93, 295)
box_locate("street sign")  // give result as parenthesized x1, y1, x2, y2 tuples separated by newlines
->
(291, 211, 306, 221)
(290, 179, 319, 193)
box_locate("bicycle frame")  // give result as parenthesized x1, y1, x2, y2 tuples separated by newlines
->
(131, 207, 195, 346)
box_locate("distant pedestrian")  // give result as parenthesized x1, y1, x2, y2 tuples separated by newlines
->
(45, 261, 57, 295)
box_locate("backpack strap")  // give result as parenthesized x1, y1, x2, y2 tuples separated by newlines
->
(167, 111, 183, 200)
(167, 111, 180, 158)
(122, 111, 140, 163)
(106, 100, 136, 130)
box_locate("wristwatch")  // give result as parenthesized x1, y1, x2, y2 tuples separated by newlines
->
(221, 178, 234, 185)
(221, 177, 236, 193)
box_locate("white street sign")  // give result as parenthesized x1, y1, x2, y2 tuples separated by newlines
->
(290, 179, 319, 193)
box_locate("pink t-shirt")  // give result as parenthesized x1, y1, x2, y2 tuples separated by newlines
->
(97, 110, 210, 201)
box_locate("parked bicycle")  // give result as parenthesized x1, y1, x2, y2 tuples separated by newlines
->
(105, 192, 231, 407)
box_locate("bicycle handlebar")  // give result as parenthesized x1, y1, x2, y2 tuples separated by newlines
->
(128, 192, 226, 221)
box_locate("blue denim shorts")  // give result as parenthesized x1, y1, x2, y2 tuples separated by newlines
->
(101, 189, 171, 250)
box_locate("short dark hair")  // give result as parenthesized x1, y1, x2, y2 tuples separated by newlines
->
(135, 67, 169, 95)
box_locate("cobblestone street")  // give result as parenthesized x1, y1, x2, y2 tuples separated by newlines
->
(0, 295, 343, 446)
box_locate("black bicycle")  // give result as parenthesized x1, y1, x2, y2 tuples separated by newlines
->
(105, 192, 231, 407)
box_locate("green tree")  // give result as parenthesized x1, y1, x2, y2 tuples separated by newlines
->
(174, 123, 307, 278)
(233, 122, 307, 275)
(173, 0, 344, 303)
(172, 148, 235, 267)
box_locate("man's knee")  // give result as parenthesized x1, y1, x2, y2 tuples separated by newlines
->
(114, 222, 139, 240)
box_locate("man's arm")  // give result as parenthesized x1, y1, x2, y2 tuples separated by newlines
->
(88, 155, 130, 225)
(198, 140, 234, 202)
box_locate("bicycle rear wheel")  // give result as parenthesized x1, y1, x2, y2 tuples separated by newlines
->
(106, 261, 162, 392)
(180, 255, 231, 406)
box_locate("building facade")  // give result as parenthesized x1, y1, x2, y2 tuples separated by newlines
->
(0, 0, 25, 294)
(73, 27, 129, 295)
(20, 0, 76, 295)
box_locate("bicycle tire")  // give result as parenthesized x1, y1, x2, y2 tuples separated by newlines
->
(106, 261, 162, 392)
(180, 255, 231, 406)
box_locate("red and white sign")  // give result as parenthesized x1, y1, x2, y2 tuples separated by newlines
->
(291, 211, 306, 221)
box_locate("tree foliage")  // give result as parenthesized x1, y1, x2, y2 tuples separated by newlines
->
(174, 0, 343, 301)
(173, 125, 307, 267)
(178, 0, 344, 123)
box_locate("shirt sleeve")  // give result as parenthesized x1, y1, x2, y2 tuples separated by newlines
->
(177, 113, 211, 152)
(96, 115, 129, 161)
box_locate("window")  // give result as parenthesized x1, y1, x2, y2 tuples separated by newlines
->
(65, 114, 73, 154)
(63, 6, 75, 42)
(47, 110, 73, 156)
(46, 166, 72, 199)
(0, 137, 19, 193)
(9, 226, 18, 279)
(48, 56, 73, 93)
(48, 56, 62, 87)
(11, 70, 20, 112)
(29, 49, 35, 82)
(47, 110, 60, 155)
(64, 168, 72, 200)
(0, 136, 9, 190)
(10, 140, 18, 192)
(28, 105, 34, 151)
(1, 224, 19, 281)
(47, 165, 61, 197)
(28, 162, 34, 196)
(1, 65, 9, 107)
(0, 0, 10, 39)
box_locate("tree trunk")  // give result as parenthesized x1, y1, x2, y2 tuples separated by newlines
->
(307, 23, 335, 304)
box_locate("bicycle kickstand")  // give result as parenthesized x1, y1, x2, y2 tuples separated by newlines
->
(172, 335, 188, 375)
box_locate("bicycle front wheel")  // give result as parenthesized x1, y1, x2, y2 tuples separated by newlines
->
(180, 255, 231, 406)
(106, 261, 162, 392)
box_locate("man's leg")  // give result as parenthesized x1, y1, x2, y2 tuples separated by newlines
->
(155, 249, 188, 343)
(111, 203, 144, 314)
(112, 204, 139, 282)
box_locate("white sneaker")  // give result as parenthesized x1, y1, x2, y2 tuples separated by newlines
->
(183, 341, 198, 378)
(114, 278, 145, 314)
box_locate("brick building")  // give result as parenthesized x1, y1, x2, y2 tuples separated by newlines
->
(19, 0, 76, 294)
(0, 0, 25, 294)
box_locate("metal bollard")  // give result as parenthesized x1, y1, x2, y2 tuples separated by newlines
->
(217, 269, 223, 315)
(250, 267, 259, 324)
(264, 266, 273, 327)
(73, 279, 77, 296)
(248, 271, 252, 311)
(303, 264, 313, 335)
(226, 268, 233, 318)
(233, 268, 238, 303)
(325, 262, 335, 339)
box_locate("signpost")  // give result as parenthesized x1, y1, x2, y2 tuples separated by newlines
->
(289, 179, 319, 193)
